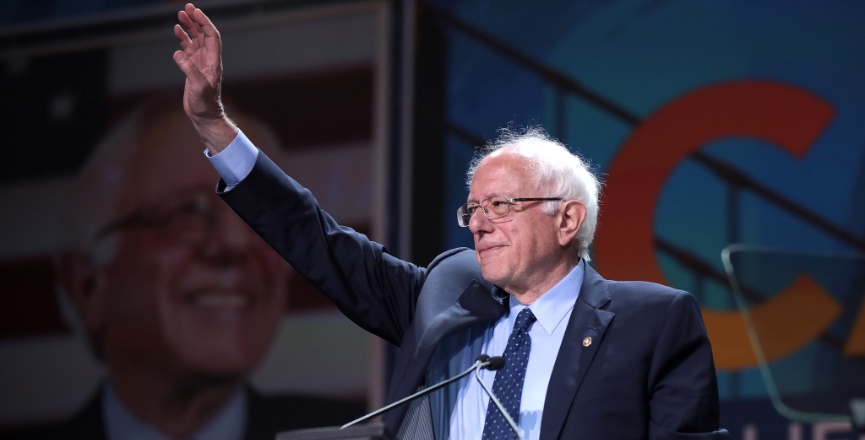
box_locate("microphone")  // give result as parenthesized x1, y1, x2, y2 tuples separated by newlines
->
(475, 357, 523, 440)
(341, 354, 501, 430)
(486, 356, 505, 370)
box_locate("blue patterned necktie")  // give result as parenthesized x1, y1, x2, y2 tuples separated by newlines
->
(482, 307, 537, 439)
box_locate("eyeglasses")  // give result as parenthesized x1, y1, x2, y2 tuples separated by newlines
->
(95, 188, 221, 246)
(456, 196, 562, 227)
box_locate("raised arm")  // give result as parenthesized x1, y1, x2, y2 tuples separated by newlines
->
(172, 3, 237, 153)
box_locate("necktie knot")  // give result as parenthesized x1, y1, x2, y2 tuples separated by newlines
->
(514, 308, 536, 333)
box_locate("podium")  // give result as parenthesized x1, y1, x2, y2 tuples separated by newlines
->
(275, 423, 394, 440)
(721, 245, 865, 431)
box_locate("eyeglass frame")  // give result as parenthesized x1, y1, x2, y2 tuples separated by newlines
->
(94, 188, 221, 246)
(456, 195, 563, 227)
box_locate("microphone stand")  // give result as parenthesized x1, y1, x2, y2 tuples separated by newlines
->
(341, 356, 496, 430)
(475, 365, 523, 440)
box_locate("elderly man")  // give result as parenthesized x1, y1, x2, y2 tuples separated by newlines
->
(9, 98, 364, 440)
(173, 3, 728, 439)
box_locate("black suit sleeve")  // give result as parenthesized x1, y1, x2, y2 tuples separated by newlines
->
(220, 152, 424, 346)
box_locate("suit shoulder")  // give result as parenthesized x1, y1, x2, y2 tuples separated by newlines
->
(605, 278, 697, 310)
(427, 247, 477, 269)
(2, 403, 104, 440)
(423, 248, 486, 287)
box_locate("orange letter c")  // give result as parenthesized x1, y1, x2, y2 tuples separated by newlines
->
(595, 80, 838, 370)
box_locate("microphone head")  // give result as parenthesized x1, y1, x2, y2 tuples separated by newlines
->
(486, 356, 506, 370)
(476, 354, 491, 363)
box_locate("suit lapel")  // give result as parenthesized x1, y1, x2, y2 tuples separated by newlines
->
(415, 282, 506, 356)
(540, 264, 614, 440)
(383, 278, 505, 429)
(64, 388, 108, 440)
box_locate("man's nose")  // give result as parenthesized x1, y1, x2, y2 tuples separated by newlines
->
(198, 205, 259, 263)
(468, 207, 493, 235)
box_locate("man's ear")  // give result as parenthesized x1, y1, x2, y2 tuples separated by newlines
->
(56, 251, 107, 337)
(557, 200, 587, 247)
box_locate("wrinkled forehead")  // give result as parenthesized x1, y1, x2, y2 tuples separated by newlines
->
(116, 115, 218, 213)
(469, 153, 536, 200)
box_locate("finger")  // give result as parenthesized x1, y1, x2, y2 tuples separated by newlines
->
(189, 6, 211, 43)
(174, 24, 199, 60)
(191, 7, 218, 37)
(173, 23, 191, 48)
(177, 9, 193, 33)
(189, 7, 219, 54)
(191, 8, 222, 55)
(182, 4, 202, 41)
(184, 3, 198, 23)
(173, 50, 206, 85)
(177, 10, 202, 51)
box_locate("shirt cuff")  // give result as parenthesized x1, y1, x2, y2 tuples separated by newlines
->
(204, 130, 259, 190)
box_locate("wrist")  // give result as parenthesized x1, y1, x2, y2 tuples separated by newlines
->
(192, 115, 238, 154)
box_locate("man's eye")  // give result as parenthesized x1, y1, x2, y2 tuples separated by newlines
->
(490, 200, 508, 208)
(466, 205, 479, 215)
(173, 200, 208, 217)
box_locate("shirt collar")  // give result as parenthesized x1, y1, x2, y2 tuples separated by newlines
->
(103, 380, 247, 440)
(507, 259, 585, 336)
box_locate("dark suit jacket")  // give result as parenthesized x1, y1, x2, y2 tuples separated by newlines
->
(219, 152, 729, 439)
(5, 387, 364, 440)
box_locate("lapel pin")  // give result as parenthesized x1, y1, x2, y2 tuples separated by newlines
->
(582, 336, 592, 347)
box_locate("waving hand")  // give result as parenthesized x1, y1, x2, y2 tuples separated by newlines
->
(173, 3, 237, 153)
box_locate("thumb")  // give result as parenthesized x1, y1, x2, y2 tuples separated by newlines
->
(174, 50, 215, 95)
(172, 50, 198, 78)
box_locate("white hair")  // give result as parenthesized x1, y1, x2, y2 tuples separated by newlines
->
(57, 96, 283, 265)
(465, 126, 602, 261)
